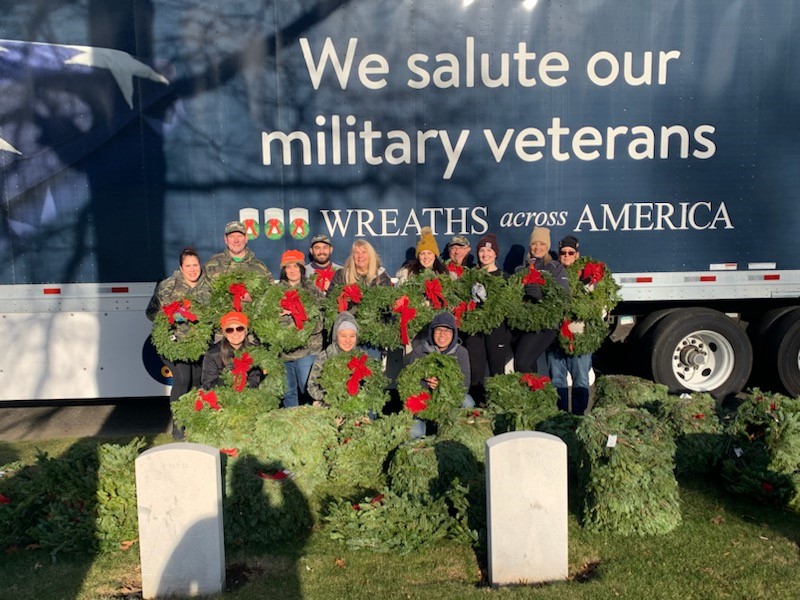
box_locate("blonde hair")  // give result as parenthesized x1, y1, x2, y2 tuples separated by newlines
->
(342, 240, 383, 284)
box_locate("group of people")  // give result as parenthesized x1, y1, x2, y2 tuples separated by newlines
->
(147, 218, 599, 437)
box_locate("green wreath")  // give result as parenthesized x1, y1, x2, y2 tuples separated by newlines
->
(396, 353, 465, 423)
(484, 373, 559, 432)
(453, 269, 510, 335)
(150, 299, 213, 362)
(397, 271, 461, 312)
(317, 351, 389, 416)
(245, 345, 288, 402)
(208, 271, 273, 327)
(356, 285, 433, 350)
(321, 282, 369, 331)
(504, 268, 569, 332)
(557, 317, 609, 356)
(250, 284, 322, 353)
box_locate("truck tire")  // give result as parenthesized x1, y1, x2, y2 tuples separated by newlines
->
(748, 306, 799, 385)
(629, 309, 677, 377)
(767, 309, 800, 397)
(648, 309, 752, 399)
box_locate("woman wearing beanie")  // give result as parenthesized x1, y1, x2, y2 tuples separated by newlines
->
(201, 311, 262, 389)
(512, 226, 570, 374)
(395, 226, 450, 284)
(463, 232, 512, 405)
(306, 311, 364, 403)
(277, 249, 324, 407)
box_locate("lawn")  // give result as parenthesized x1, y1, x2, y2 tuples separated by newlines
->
(1, 436, 798, 600)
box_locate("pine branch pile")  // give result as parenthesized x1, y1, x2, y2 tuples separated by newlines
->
(656, 393, 724, 474)
(593, 374, 669, 411)
(484, 373, 559, 433)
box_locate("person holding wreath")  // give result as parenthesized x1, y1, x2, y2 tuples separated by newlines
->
(305, 233, 341, 295)
(444, 234, 474, 276)
(404, 312, 474, 438)
(201, 311, 262, 389)
(330, 239, 391, 288)
(306, 311, 362, 404)
(277, 249, 324, 407)
(462, 233, 512, 405)
(394, 227, 450, 285)
(146, 247, 212, 423)
(512, 226, 570, 374)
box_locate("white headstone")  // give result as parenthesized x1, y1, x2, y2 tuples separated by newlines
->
(485, 431, 568, 585)
(135, 442, 225, 599)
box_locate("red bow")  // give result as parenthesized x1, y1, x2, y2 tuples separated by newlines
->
(424, 278, 447, 309)
(257, 469, 290, 481)
(405, 391, 430, 414)
(0, 493, 10, 504)
(453, 300, 477, 327)
(393, 295, 416, 345)
(346, 354, 372, 396)
(337, 284, 363, 312)
(522, 265, 546, 285)
(291, 218, 306, 237)
(447, 263, 464, 278)
(195, 389, 220, 411)
(228, 282, 248, 311)
(280, 290, 308, 330)
(266, 218, 283, 236)
(580, 261, 606, 286)
(560, 319, 575, 352)
(220, 448, 239, 457)
(231, 352, 254, 391)
(162, 299, 198, 324)
(314, 266, 335, 291)
(691, 414, 705, 420)
(520, 373, 551, 391)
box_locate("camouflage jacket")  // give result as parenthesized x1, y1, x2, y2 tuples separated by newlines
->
(204, 248, 272, 281)
(145, 270, 211, 321)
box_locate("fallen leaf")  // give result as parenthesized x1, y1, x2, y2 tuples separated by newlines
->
(120, 539, 138, 551)
(711, 515, 725, 525)
(334, 558, 347, 569)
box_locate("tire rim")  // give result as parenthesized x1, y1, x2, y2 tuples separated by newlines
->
(670, 329, 735, 392)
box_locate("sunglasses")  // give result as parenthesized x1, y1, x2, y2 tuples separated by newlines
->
(559, 250, 577, 256)
(224, 326, 246, 333)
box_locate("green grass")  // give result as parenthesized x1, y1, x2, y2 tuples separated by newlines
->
(1, 438, 799, 599)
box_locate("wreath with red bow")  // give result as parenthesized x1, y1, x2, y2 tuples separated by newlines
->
(397, 353, 466, 424)
(505, 266, 569, 332)
(321, 282, 368, 330)
(208, 271, 273, 328)
(453, 268, 510, 335)
(484, 372, 560, 432)
(250, 284, 322, 354)
(150, 298, 213, 362)
(355, 285, 433, 350)
(316, 351, 389, 416)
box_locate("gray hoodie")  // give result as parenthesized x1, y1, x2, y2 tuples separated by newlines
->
(405, 312, 471, 390)
(306, 311, 362, 401)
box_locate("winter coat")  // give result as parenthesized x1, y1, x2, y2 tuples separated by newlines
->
(405, 312, 471, 390)
(201, 339, 263, 389)
(307, 311, 363, 401)
(204, 248, 272, 280)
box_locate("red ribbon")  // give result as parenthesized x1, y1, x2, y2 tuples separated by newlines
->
(393, 295, 416, 345)
(231, 352, 254, 391)
(291, 218, 306, 237)
(522, 265, 546, 285)
(266, 218, 282, 236)
(0, 493, 10, 504)
(280, 289, 308, 330)
(453, 300, 477, 327)
(337, 284, 363, 312)
(691, 414, 706, 420)
(195, 389, 220, 411)
(424, 278, 447, 309)
(220, 448, 239, 457)
(162, 299, 198, 324)
(228, 282, 248, 312)
(257, 469, 289, 481)
(447, 263, 464, 278)
(346, 354, 372, 396)
(520, 373, 551, 391)
(314, 266, 335, 291)
(405, 391, 430, 414)
(560, 319, 575, 352)
(580, 261, 606, 286)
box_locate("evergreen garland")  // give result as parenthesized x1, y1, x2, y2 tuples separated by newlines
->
(316, 351, 389, 417)
(504, 269, 569, 332)
(250, 284, 322, 353)
(453, 269, 510, 335)
(396, 353, 466, 423)
(150, 299, 213, 362)
(356, 285, 433, 350)
(577, 406, 682, 535)
(484, 373, 560, 433)
(208, 271, 273, 326)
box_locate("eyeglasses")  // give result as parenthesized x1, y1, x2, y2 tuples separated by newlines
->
(224, 326, 245, 333)
(559, 250, 576, 256)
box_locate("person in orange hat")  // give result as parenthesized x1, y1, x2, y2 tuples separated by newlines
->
(278, 249, 324, 407)
(201, 311, 261, 389)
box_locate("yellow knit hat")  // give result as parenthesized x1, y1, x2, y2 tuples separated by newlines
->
(416, 226, 440, 257)
(529, 226, 551, 250)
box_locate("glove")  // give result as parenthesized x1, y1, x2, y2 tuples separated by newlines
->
(524, 284, 543, 301)
(567, 321, 586, 335)
(471, 283, 487, 304)
(581, 276, 596, 293)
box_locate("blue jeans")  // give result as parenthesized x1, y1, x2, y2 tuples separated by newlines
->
(284, 353, 316, 408)
(547, 349, 592, 389)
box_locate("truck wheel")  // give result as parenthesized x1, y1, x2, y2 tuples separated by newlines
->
(629, 309, 677, 377)
(748, 306, 798, 385)
(767, 309, 800, 397)
(648, 309, 752, 398)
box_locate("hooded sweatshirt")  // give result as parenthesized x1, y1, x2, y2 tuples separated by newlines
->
(306, 311, 363, 401)
(405, 312, 471, 390)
